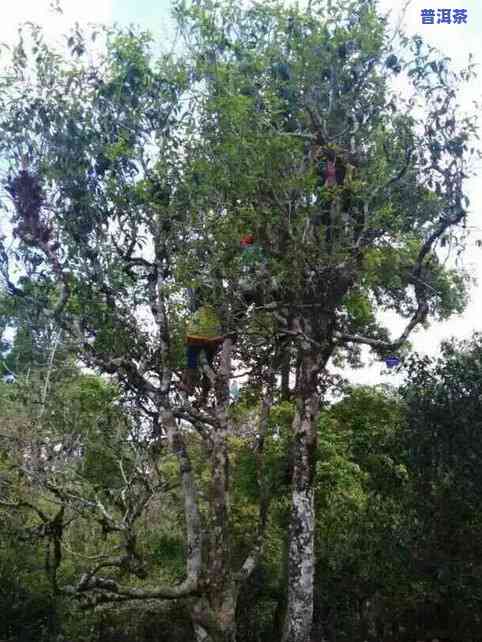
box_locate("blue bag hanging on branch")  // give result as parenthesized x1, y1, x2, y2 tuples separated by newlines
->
(384, 355, 400, 369)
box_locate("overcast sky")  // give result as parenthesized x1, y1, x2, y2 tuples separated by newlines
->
(1, 0, 480, 384)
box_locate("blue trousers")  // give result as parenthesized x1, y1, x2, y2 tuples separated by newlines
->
(186, 345, 217, 369)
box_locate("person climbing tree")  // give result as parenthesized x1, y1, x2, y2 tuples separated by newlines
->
(183, 304, 224, 395)
(306, 144, 358, 248)
(323, 155, 338, 187)
(238, 233, 267, 307)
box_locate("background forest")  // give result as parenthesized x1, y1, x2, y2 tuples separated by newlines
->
(4, 328, 482, 641)
(0, 0, 481, 641)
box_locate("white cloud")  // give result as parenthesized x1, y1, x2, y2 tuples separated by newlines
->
(0, 0, 113, 47)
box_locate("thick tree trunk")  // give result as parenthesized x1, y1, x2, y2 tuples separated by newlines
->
(191, 339, 238, 642)
(191, 340, 272, 642)
(191, 444, 237, 640)
(282, 457, 315, 641)
(282, 352, 319, 642)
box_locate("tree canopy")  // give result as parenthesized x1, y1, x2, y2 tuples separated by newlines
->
(0, 1, 479, 641)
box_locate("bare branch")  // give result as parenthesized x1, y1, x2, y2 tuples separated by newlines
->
(64, 574, 199, 601)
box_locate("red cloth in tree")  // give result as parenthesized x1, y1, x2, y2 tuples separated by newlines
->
(240, 234, 255, 247)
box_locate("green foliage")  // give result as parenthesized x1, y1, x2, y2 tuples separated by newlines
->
(150, 532, 186, 579)
(313, 387, 414, 639)
(0, 1, 480, 639)
(0, 521, 58, 642)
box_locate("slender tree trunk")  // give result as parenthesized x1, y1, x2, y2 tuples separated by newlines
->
(271, 528, 290, 641)
(282, 349, 320, 642)
(391, 619, 400, 642)
(281, 355, 291, 401)
(359, 599, 369, 642)
(193, 624, 210, 642)
(192, 591, 237, 642)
